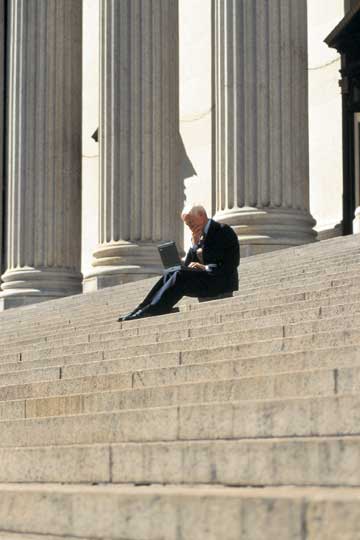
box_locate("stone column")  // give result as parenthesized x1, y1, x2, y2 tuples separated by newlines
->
(213, 0, 316, 256)
(0, 0, 82, 309)
(0, 1, 5, 279)
(83, 0, 182, 291)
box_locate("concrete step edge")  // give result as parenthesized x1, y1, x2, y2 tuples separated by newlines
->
(11, 363, 358, 421)
(4, 298, 360, 356)
(0, 392, 359, 447)
(1, 323, 360, 381)
(0, 480, 359, 540)
(1, 436, 360, 487)
(0, 343, 359, 407)
(1, 273, 360, 337)
(1, 247, 360, 326)
(2, 292, 360, 350)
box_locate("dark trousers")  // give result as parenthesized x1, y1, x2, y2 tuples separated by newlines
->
(139, 265, 220, 315)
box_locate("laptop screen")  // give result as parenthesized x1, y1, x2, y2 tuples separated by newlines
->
(157, 241, 182, 268)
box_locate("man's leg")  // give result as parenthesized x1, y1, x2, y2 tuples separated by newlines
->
(138, 266, 182, 309)
(147, 267, 212, 315)
(118, 266, 182, 321)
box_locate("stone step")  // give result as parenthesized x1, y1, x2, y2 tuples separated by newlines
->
(244, 233, 359, 257)
(0, 315, 284, 356)
(2, 280, 360, 357)
(101, 261, 360, 308)
(0, 436, 358, 487)
(60, 346, 360, 397)
(1, 235, 360, 539)
(0, 254, 350, 324)
(0, 236, 357, 325)
(98, 247, 360, 291)
(258, 249, 360, 270)
(240, 257, 360, 284)
(0, 307, 352, 368)
(151, 283, 360, 324)
(0, 369, 132, 404)
(2, 263, 360, 349)
(0, 393, 359, 447)
(2, 262, 357, 342)
(30, 324, 360, 366)
(42, 311, 360, 354)
(0, 323, 285, 364)
(189, 281, 359, 313)
(0, 483, 359, 539)
(0, 298, 332, 355)
(1, 321, 360, 390)
(0, 534, 86, 540)
(238, 234, 360, 263)
(0, 247, 360, 332)
(64, 266, 360, 320)
(182, 286, 360, 324)
(3, 291, 359, 355)
(12, 364, 360, 420)
(241, 274, 360, 301)
(0, 342, 359, 408)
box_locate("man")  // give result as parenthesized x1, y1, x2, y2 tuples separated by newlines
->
(118, 204, 240, 321)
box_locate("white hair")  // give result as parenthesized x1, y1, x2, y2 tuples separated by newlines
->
(181, 204, 208, 218)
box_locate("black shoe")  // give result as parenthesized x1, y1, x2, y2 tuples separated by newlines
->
(117, 305, 144, 322)
(120, 305, 155, 322)
(118, 304, 179, 322)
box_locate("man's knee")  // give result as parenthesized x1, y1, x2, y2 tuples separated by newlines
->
(167, 268, 187, 287)
(163, 265, 182, 278)
(170, 267, 182, 278)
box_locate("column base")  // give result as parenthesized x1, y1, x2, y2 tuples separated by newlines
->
(214, 207, 317, 257)
(85, 240, 174, 292)
(91, 241, 167, 267)
(0, 267, 82, 309)
(83, 266, 162, 293)
(0, 293, 62, 311)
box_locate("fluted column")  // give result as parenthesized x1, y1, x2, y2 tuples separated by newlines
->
(0, 1, 5, 280)
(0, 0, 82, 309)
(84, 0, 182, 291)
(214, 0, 316, 256)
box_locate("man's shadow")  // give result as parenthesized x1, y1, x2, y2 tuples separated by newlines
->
(92, 127, 196, 176)
(91, 127, 197, 208)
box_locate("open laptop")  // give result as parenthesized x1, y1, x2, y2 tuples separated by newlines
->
(157, 241, 182, 269)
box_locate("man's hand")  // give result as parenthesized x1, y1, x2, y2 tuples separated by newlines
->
(188, 262, 206, 271)
(191, 224, 203, 245)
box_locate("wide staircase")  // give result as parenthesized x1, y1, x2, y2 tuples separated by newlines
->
(1, 234, 360, 539)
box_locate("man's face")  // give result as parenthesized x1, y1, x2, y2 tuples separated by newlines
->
(182, 212, 206, 232)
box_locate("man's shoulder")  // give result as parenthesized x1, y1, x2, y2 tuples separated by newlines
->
(210, 220, 236, 237)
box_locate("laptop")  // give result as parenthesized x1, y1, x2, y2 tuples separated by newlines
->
(157, 241, 182, 269)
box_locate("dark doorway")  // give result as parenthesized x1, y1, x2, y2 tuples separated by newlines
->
(345, 0, 359, 13)
(326, 2, 360, 234)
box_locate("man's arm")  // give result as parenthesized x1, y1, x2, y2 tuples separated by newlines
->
(184, 246, 196, 267)
(205, 225, 239, 275)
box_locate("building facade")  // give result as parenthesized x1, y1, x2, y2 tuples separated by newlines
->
(0, 0, 355, 309)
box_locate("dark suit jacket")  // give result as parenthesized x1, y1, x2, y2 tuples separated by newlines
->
(184, 219, 240, 293)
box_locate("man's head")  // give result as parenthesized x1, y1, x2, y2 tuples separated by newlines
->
(181, 204, 209, 232)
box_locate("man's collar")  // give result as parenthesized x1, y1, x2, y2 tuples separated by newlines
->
(204, 219, 211, 236)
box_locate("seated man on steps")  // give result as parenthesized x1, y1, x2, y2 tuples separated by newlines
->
(118, 204, 240, 321)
